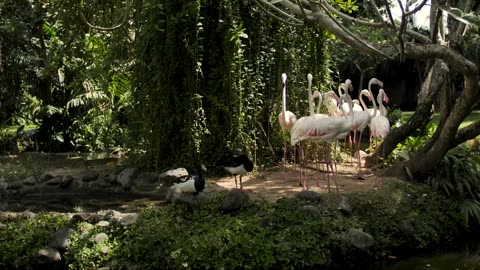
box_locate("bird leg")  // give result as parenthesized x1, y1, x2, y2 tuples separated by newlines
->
(234, 175, 238, 189)
(239, 175, 243, 189)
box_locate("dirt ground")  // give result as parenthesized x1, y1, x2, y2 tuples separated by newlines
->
(4, 152, 395, 203)
(210, 159, 391, 202)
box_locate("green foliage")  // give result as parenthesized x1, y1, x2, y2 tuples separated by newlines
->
(64, 222, 127, 270)
(388, 122, 436, 162)
(0, 213, 69, 269)
(116, 182, 462, 269)
(427, 146, 480, 225)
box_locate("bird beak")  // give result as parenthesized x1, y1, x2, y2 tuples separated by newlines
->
(201, 164, 207, 172)
(384, 94, 389, 103)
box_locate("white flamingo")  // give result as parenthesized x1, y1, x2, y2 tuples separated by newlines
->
(350, 78, 383, 176)
(278, 73, 297, 173)
(290, 93, 352, 192)
(369, 89, 390, 152)
(366, 88, 389, 117)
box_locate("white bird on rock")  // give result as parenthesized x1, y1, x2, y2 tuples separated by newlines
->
(173, 164, 207, 193)
(217, 150, 254, 189)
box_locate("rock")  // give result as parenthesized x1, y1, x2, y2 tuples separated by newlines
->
(338, 196, 352, 216)
(295, 190, 323, 202)
(0, 182, 8, 191)
(46, 177, 63, 186)
(80, 171, 99, 182)
(50, 226, 74, 250)
(158, 168, 189, 186)
(299, 205, 321, 217)
(20, 210, 36, 219)
(7, 181, 22, 190)
(118, 213, 139, 226)
(94, 232, 108, 244)
(117, 168, 137, 188)
(60, 175, 74, 188)
(348, 228, 374, 251)
(136, 172, 159, 184)
(100, 173, 118, 185)
(97, 220, 110, 227)
(23, 176, 37, 186)
(221, 189, 250, 213)
(33, 247, 61, 265)
(37, 174, 54, 183)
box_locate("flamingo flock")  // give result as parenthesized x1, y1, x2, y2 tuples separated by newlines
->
(280, 73, 390, 192)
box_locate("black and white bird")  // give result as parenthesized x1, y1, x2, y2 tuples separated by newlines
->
(216, 151, 254, 189)
(173, 164, 206, 193)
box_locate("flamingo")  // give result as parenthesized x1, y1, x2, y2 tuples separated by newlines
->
(290, 93, 352, 192)
(366, 88, 389, 117)
(278, 73, 297, 172)
(350, 78, 383, 176)
(369, 89, 390, 152)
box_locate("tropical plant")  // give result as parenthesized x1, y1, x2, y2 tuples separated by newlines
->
(427, 146, 480, 225)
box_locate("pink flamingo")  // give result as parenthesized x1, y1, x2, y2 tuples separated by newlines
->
(278, 73, 297, 174)
(290, 93, 353, 192)
(350, 78, 383, 176)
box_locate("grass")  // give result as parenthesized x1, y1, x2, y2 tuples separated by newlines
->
(402, 110, 480, 129)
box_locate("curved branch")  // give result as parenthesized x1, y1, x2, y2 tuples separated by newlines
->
(455, 121, 480, 146)
(321, 0, 431, 44)
(405, 0, 429, 16)
(254, 0, 304, 25)
(80, 0, 130, 31)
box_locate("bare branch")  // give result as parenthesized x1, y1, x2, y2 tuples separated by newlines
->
(254, 0, 304, 26)
(455, 0, 475, 37)
(318, 2, 394, 59)
(80, 0, 130, 31)
(321, 0, 430, 44)
(405, 0, 429, 16)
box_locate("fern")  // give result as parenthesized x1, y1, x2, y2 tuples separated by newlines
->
(427, 146, 480, 225)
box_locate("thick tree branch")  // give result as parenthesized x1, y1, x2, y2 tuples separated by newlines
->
(455, 121, 480, 146)
(253, 0, 304, 26)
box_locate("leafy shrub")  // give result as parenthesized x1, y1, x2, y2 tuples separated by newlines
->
(427, 146, 480, 225)
(0, 213, 69, 269)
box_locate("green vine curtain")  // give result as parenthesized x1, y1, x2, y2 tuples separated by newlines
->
(129, 0, 332, 171)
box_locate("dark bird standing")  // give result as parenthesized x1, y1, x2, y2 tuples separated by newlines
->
(217, 151, 254, 189)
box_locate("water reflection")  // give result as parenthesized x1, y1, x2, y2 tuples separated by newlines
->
(370, 253, 480, 270)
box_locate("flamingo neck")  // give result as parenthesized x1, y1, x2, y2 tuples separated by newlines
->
(377, 93, 386, 116)
(308, 79, 314, 116)
(359, 91, 369, 113)
(282, 84, 287, 115)
(368, 81, 378, 118)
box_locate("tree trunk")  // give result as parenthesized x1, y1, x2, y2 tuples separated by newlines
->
(379, 65, 480, 179)
(365, 60, 448, 167)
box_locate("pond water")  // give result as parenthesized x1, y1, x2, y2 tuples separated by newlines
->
(1, 192, 167, 213)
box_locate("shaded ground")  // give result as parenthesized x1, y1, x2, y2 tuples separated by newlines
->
(1, 152, 399, 206)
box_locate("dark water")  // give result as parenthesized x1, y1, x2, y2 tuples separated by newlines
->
(1, 192, 167, 213)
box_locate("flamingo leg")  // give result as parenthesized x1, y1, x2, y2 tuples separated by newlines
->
(240, 175, 243, 189)
(357, 131, 364, 176)
(234, 175, 238, 189)
(283, 136, 287, 180)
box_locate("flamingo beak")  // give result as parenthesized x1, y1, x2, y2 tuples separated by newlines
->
(384, 94, 390, 103)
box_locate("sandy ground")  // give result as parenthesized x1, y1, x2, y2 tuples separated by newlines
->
(209, 159, 389, 202)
